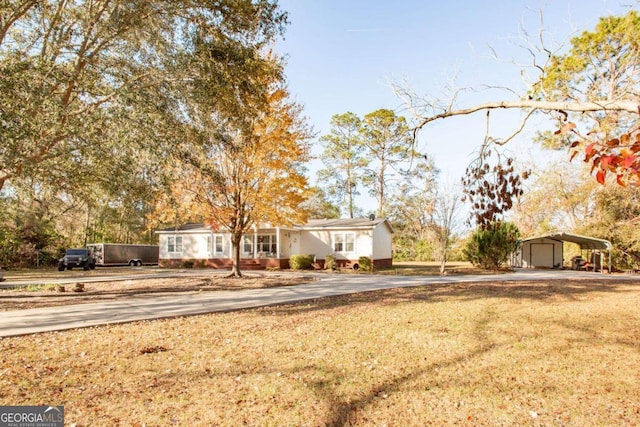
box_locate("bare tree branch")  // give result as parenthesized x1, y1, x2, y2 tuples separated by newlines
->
(414, 99, 640, 132)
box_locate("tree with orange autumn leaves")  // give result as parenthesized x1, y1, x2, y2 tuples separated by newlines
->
(151, 85, 312, 277)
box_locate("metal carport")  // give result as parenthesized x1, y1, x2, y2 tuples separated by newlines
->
(519, 232, 612, 273)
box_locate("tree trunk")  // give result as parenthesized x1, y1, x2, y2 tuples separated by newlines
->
(347, 177, 354, 219)
(377, 172, 384, 218)
(377, 159, 386, 218)
(439, 242, 447, 275)
(230, 232, 242, 277)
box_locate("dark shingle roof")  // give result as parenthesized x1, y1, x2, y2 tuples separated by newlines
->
(157, 218, 393, 233)
(157, 223, 209, 232)
(303, 218, 389, 229)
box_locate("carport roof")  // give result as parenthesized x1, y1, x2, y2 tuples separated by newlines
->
(521, 232, 612, 250)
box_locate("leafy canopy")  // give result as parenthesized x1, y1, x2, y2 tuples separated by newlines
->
(0, 0, 289, 254)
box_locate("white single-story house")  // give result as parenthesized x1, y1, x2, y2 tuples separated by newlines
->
(156, 218, 394, 270)
(513, 232, 612, 272)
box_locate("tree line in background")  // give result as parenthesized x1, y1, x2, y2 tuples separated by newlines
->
(2, 4, 640, 272)
(315, 109, 467, 271)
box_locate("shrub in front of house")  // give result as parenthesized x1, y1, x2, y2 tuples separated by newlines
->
(358, 256, 372, 271)
(324, 254, 337, 271)
(289, 254, 314, 270)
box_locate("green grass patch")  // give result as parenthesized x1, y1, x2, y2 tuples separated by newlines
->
(10, 283, 57, 292)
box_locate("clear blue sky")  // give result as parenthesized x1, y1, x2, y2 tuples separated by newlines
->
(275, 0, 636, 211)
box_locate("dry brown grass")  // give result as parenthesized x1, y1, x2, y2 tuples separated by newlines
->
(1, 278, 640, 426)
(377, 261, 505, 276)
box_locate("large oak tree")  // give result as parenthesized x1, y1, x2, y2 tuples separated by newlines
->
(0, 0, 289, 255)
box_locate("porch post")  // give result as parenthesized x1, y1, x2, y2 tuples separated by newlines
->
(609, 251, 612, 274)
(276, 227, 281, 258)
(253, 231, 257, 258)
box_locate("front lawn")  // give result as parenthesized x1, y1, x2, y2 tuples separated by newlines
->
(1, 278, 639, 426)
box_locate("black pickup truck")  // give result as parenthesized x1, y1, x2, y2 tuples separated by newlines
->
(58, 248, 96, 271)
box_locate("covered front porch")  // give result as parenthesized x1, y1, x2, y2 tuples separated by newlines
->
(194, 227, 299, 270)
(239, 227, 297, 257)
(157, 225, 301, 270)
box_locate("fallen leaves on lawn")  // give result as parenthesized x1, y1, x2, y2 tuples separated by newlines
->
(139, 346, 168, 355)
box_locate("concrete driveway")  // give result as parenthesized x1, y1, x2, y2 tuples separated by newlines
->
(0, 269, 635, 338)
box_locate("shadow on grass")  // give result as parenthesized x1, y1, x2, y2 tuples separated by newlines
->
(325, 262, 507, 277)
(375, 266, 509, 277)
(149, 326, 505, 427)
(243, 280, 640, 425)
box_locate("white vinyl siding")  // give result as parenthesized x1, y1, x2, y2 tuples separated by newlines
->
(157, 220, 392, 265)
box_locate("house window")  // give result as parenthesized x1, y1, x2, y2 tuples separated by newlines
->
(257, 235, 277, 254)
(168, 236, 183, 253)
(207, 235, 224, 255)
(243, 236, 253, 253)
(334, 233, 355, 253)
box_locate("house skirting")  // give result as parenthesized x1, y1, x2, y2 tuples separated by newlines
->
(159, 257, 393, 270)
(159, 258, 288, 270)
(373, 258, 393, 269)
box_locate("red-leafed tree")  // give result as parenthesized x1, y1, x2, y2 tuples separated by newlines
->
(567, 127, 640, 187)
